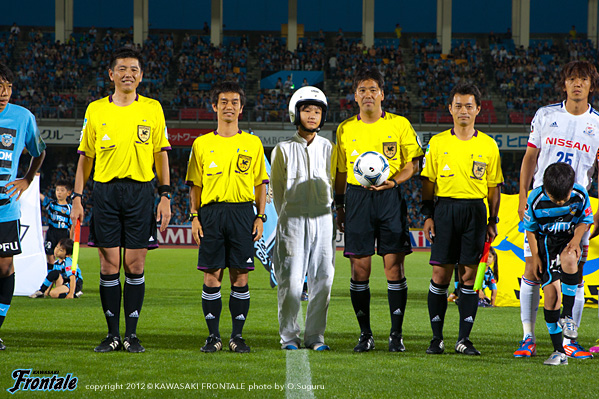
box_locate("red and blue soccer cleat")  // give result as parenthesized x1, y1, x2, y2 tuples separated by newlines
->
(514, 336, 537, 357)
(563, 341, 593, 359)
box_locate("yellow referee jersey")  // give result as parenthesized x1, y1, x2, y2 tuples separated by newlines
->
(186, 131, 269, 206)
(78, 95, 171, 183)
(336, 111, 424, 186)
(421, 129, 503, 199)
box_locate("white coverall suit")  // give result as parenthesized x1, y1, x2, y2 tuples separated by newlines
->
(271, 132, 336, 347)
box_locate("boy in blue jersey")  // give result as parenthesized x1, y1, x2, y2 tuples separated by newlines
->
(29, 238, 82, 299)
(40, 180, 72, 271)
(0, 63, 46, 350)
(523, 162, 593, 365)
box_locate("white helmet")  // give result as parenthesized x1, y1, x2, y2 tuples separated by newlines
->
(288, 86, 328, 129)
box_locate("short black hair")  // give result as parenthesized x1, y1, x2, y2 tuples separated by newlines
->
(109, 47, 143, 71)
(543, 162, 575, 202)
(56, 179, 72, 191)
(352, 67, 385, 93)
(210, 81, 246, 107)
(57, 238, 74, 256)
(0, 63, 14, 84)
(449, 83, 482, 107)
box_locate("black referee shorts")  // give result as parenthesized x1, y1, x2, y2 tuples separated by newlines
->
(197, 202, 255, 270)
(344, 184, 411, 257)
(0, 220, 21, 257)
(89, 179, 156, 249)
(44, 226, 69, 255)
(429, 197, 486, 266)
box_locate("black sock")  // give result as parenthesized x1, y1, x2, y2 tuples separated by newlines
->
(545, 308, 565, 353)
(202, 285, 222, 337)
(561, 272, 578, 319)
(428, 279, 449, 339)
(99, 273, 121, 336)
(124, 272, 145, 337)
(40, 270, 60, 292)
(47, 262, 54, 272)
(388, 278, 407, 335)
(350, 279, 371, 334)
(458, 284, 478, 341)
(0, 273, 15, 329)
(229, 285, 249, 338)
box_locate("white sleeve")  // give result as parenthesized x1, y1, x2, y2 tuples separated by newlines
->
(528, 108, 544, 149)
(270, 144, 287, 216)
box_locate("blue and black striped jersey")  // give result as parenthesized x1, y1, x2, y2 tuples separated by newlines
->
(42, 197, 71, 230)
(523, 182, 593, 237)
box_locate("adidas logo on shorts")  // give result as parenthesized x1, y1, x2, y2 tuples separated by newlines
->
(246, 258, 253, 263)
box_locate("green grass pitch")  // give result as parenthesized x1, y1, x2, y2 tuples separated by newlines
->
(0, 248, 597, 398)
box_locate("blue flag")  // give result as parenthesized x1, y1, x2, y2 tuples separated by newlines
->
(254, 155, 278, 287)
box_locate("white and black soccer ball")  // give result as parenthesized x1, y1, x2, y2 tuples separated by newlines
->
(353, 151, 390, 187)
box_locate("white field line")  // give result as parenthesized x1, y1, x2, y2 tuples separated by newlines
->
(285, 306, 314, 399)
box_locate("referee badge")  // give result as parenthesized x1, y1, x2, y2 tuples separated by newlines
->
(383, 142, 397, 158)
(137, 125, 151, 142)
(472, 161, 486, 179)
(237, 154, 252, 172)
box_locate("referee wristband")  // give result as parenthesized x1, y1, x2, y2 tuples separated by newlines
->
(421, 200, 434, 219)
(334, 194, 345, 209)
(158, 185, 172, 195)
(71, 192, 83, 201)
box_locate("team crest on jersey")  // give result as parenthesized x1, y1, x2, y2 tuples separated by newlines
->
(137, 125, 151, 142)
(584, 124, 595, 136)
(383, 142, 397, 158)
(1, 134, 12, 147)
(237, 154, 252, 172)
(472, 161, 486, 179)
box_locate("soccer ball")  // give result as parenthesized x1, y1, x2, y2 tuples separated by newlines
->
(353, 151, 390, 187)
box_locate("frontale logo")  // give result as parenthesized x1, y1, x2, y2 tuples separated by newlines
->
(7, 369, 78, 394)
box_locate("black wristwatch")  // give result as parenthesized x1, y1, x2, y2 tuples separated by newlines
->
(488, 216, 499, 224)
(161, 192, 172, 200)
(71, 192, 83, 201)
(189, 213, 198, 222)
(255, 214, 267, 222)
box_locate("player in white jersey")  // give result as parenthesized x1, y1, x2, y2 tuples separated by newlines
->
(515, 60, 599, 359)
(271, 86, 335, 351)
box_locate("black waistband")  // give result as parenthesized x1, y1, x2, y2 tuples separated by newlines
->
(437, 197, 484, 204)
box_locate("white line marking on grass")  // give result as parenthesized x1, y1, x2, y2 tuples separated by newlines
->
(285, 307, 314, 399)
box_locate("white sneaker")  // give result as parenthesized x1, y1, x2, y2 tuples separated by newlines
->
(29, 290, 44, 298)
(544, 351, 568, 366)
(559, 316, 578, 340)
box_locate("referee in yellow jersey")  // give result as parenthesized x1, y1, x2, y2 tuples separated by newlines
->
(186, 81, 268, 354)
(335, 68, 424, 352)
(421, 83, 503, 356)
(72, 47, 172, 353)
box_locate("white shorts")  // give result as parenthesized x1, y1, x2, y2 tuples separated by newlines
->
(524, 229, 589, 262)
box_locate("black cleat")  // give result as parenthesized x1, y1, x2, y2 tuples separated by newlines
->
(388, 331, 405, 352)
(426, 337, 445, 354)
(201, 334, 223, 353)
(455, 338, 481, 355)
(354, 332, 375, 352)
(123, 334, 145, 353)
(229, 335, 250, 353)
(94, 334, 122, 352)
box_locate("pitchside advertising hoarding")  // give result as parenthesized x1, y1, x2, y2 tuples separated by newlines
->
(38, 126, 335, 147)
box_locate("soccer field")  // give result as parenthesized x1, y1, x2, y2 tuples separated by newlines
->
(1, 247, 597, 398)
